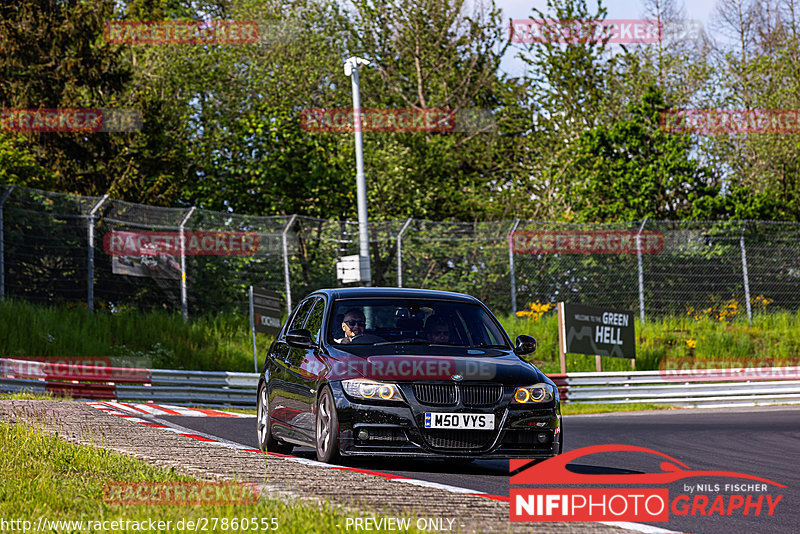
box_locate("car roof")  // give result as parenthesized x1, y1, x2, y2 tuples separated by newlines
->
(309, 287, 482, 304)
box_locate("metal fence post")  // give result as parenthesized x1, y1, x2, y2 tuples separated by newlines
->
(179, 207, 196, 321)
(508, 219, 521, 315)
(741, 222, 752, 326)
(87, 195, 109, 312)
(396, 218, 412, 287)
(636, 218, 648, 324)
(0, 186, 15, 300)
(282, 214, 297, 313)
(249, 286, 258, 373)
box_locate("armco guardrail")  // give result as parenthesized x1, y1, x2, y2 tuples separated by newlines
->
(552, 367, 800, 408)
(0, 358, 259, 409)
(2, 358, 799, 409)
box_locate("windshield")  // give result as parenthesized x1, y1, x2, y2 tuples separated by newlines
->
(328, 298, 510, 348)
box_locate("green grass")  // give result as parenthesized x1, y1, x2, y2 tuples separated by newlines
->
(0, 299, 273, 372)
(561, 402, 676, 415)
(0, 420, 421, 533)
(0, 391, 71, 401)
(500, 309, 800, 374)
(2, 299, 798, 375)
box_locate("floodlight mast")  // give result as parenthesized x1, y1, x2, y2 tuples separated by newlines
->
(344, 56, 372, 285)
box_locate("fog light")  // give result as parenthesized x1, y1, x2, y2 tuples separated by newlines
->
(537, 432, 550, 443)
(358, 430, 369, 440)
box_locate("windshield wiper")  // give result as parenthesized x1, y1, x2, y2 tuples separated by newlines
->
(470, 343, 508, 349)
(373, 339, 454, 347)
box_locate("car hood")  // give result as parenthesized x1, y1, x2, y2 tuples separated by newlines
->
(325, 347, 549, 385)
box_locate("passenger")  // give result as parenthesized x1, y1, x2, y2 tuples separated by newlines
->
(424, 315, 452, 343)
(335, 309, 366, 344)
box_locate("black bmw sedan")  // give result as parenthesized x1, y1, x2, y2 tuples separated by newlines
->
(256, 287, 562, 463)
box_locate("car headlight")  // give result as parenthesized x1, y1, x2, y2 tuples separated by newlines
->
(342, 379, 403, 402)
(512, 383, 556, 404)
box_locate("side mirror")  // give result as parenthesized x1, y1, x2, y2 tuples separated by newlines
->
(515, 335, 537, 356)
(286, 328, 316, 349)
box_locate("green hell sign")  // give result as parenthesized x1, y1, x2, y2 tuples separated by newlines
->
(557, 303, 636, 359)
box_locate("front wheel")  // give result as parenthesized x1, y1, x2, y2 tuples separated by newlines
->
(315, 387, 340, 463)
(257, 382, 293, 454)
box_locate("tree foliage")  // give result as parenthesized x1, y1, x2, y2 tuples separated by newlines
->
(1, 0, 800, 222)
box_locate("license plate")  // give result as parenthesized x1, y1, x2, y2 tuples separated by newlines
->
(424, 412, 495, 430)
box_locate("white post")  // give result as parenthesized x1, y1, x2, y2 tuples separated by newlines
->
(87, 194, 109, 312)
(396, 218, 412, 287)
(345, 56, 372, 285)
(250, 286, 258, 372)
(179, 206, 196, 321)
(636, 218, 648, 324)
(508, 219, 521, 315)
(0, 186, 15, 300)
(282, 214, 297, 313)
(741, 223, 752, 326)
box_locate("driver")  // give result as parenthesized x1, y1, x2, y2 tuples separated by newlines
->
(335, 309, 366, 344)
(424, 315, 452, 343)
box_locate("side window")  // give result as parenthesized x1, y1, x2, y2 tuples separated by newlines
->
(286, 298, 315, 334)
(304, 298, 326, 343)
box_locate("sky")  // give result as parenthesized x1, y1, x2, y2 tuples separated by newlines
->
(494, 0, 721, 77)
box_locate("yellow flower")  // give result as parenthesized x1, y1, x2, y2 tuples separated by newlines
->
(685, 339, 697, 349)
(516, 301, 555, 322)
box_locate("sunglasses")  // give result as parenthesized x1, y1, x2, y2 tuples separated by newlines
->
(344, 320, 366, 328)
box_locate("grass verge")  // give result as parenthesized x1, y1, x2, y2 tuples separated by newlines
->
(561, 402, 677, 415)
(0, 299, 273, 372)
(2, 299, 798, 374)
(0, 419, 419, 533)
(499, 310, 800, 373)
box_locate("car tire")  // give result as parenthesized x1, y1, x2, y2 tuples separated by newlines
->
(315, 386, 340, 463)
(257, 382, 293, 454)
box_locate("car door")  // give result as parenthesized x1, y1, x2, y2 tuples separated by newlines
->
(269, 297, 315, 436)
(283, 296, 329, 439)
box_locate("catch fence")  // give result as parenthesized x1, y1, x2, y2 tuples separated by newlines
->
(1, 184, 799, 320)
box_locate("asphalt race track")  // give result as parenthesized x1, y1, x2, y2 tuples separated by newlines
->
(155, 407, 800, 534)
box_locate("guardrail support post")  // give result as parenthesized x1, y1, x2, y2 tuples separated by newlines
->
(396, 218, 412, 287)
(87, 194, 109, 312)
(636, 218, 648, 324)
(508, 219, 521, 315)
(741, 222, 752, 326)
(281, 214, 297, 313)
(179, 206, 196, 321)
(0, 186, 15, 300)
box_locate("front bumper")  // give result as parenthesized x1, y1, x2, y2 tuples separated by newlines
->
(330, 382, 561, 459)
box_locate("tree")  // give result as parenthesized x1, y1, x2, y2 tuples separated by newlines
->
(570, 86, 717, 221)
